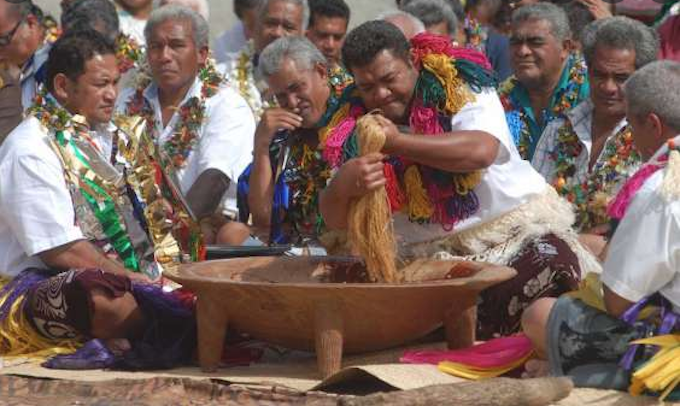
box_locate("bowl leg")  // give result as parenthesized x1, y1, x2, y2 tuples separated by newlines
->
(444, 295, 477, 349)
(314, 304, 344, 379)
(196, 292, 228, 372)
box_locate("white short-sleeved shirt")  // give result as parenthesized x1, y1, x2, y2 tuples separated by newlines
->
(213, 21, 248, 65)
(118, 11, 147, 46)
(116, 77, 256, 215)
(532, 99, 629, 185)
(602, 139, 680, 312)
(394, 88, 548, 244)
(0, 117, 116, 278)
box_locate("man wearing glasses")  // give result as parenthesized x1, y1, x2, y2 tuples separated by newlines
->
(0, 0, 49, 129)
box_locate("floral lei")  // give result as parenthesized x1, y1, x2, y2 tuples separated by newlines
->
(317, 34, 497, 230)
(116, 33, 145, 74)
(275, 66, 356, 242)
(28, 94, 143, 272)
(551, 122, 640, 230)
(500, 53, 588, 159)
(124, 60, 224, 169)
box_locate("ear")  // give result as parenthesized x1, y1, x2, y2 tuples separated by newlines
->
(314, 62, 328, 80)
(25, 14, 39, 29)
(561, 38, 573, 58)
(648, 112, 666, 141)
(198, 46, 209, 65)
(52, 73, 72, 101)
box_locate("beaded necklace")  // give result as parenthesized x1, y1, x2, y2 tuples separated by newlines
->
(500, 54, 588, 159)
(123, 61, 224, 170)
(551, 121, 640, 230)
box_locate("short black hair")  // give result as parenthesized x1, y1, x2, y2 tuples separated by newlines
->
(234, 0, 264, 19)
(308, 0, 350, 28)
(342, 20, 410, 73)
(61, 0, 119, 42)
(46, 29, 116, 93)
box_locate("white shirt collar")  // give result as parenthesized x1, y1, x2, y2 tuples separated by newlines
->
(21, 44, 51, 84)
(142, 75, 203, 133)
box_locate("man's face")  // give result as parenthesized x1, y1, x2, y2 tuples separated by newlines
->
(306, 15, 347, 66)
(0, 4, 41, 66)
(589, 46, 636, 119)
(268, 57, 330, 128)
(254, 0, 304, 53)
(62, 54, 120, 126)
(351, 49, 418, 124)
(146, 19, 207, 94)
(425, 21, 450, 38)
(510, 19, 569, 89)
(241, 7, 259, 40)
(116, 0, 152, 11)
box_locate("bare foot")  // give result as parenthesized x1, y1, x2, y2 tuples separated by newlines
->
(522, 359, 551, 379)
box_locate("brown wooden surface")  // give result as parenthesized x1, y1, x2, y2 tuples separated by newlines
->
(166, 257, 516, 376)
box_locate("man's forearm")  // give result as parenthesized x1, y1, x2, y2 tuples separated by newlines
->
(248, 150, 276, 227)
(319, 179, 351, 230)
(38, 239, 128, 276)
(383, 131, 499, 172)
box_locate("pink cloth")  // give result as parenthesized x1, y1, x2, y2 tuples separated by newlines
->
(659, 15, 680, 62)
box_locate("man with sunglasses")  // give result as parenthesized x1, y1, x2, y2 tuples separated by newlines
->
(0, 0, 49, 112)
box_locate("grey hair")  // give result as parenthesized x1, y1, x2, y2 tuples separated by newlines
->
(61, 0, 119, 41)
(153, 0, 210, 20)
(259, 36, 326, 79)
(625, 61, 680, 133)
(512, 2, 571, 43)
(582, 16, 659, 70)
(258, 0, 310, 31)
(376, 10, 426, 35)
(145, 5, 209, 49)
(401, 0, 458, 38)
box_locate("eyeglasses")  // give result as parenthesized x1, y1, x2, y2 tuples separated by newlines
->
(0, 18, 23, 47)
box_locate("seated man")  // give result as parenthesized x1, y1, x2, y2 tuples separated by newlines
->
(220, 0, 308, 119)
(500, 2, 590, 160)
(319, 21, 598, 339)
(305, 0, 350, 69)
(117, 6, 255, 245)
(532, 17, 657, 256)
(0, 30, 196, 368)
(238, 36, 356, 247)
(522, 61, 680, 396)
(0, 0, 50, 110)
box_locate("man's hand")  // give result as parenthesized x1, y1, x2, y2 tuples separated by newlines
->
(254, 108, 303, 153)
(372, 115, 402, 155)
(576, 0, 613, 20)
(334, 153, 386, 198)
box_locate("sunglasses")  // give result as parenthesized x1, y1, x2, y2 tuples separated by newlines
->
(0, 17, 23, 47)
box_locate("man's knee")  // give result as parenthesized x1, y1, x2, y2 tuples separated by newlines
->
(521, 297, 557, 343)
(90, 288, 145, 340)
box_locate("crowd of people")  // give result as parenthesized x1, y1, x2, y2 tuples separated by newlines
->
(0, 0, 680, 398)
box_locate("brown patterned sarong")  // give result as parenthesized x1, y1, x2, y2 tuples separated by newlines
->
(24, 269, 133, 341)
(476, 233, 581, 340)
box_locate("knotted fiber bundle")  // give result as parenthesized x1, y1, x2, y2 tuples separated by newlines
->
(347, 114, 400, 283)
